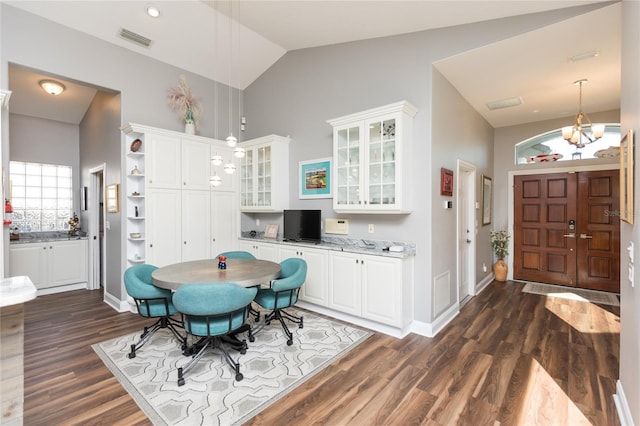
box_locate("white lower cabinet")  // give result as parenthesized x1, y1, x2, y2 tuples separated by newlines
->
(238, 241, 278, 261)
(329, 251, 407, 327)
(279, 245, 328, 307)
(9, 239, 88, 290)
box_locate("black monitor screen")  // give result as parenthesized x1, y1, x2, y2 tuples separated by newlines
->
(283, 210, 321, 243)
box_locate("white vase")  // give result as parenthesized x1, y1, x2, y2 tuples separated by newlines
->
(185, 122, 195, 135)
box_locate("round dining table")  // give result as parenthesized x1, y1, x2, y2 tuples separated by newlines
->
(151, 258, 281, 291)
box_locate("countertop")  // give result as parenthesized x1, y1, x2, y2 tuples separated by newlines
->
(239, 236, 415, 259)
(0, 276, 37, 307)
(9, 232, 88, 245)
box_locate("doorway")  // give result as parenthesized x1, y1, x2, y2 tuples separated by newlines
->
(513, 170, 620, 292)
(89, 165, 106, 290)
(457, 160, 476, 303)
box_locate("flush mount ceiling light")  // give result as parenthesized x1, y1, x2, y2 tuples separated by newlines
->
(146, 5, 160, 18)
(562, 79, 605, 149)
(39, 79, 65, 96)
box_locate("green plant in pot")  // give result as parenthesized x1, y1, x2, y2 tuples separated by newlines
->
(490, 229, 510, 282)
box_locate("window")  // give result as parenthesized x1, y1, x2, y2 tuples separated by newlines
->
(9, 161, 73, 232)
(515, 124, 621, 164)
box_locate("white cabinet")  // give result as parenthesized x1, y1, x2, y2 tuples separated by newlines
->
(327, 101, 417, 214)
(122, 123, 239, 269)
(239, 135, 291, 212)
(238, 240, 278, 261)
(329, 251, 411, 327)
(9, 240, 88, 290)
(279, 245, 329, 307)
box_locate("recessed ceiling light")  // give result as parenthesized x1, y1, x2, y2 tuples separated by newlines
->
(146, 5, 160, 18)
(39, 79, 66, 96)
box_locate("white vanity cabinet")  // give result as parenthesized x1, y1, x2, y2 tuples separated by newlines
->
(328, 101, 418, 214)
(9, 239, 88, 290)
(279, 245, 329, 307)
(329, 250, 411, 328)
(238, 240, 278, 261)
(239, 135, 291, 212)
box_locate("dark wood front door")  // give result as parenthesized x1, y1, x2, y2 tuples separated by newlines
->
(513, 170, 620, 293)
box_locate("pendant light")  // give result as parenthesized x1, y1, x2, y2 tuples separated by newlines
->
(561, 79, 605, 149)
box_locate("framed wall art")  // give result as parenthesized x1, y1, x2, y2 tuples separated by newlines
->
(440, 168, 453, 197)
(620, 129, 634, 224)
(264, 224, 279, 239)
(299, 157, 332, 199)
(482, 175, 492, 226)
(106, 184, 119, 213)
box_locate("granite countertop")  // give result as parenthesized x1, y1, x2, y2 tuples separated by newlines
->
(9, 231, 88, 244)
(239, 234, 416, 259)
(0, 276, 37, 307)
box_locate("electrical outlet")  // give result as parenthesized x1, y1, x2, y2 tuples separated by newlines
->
(256, 218, 260, 227)
(368, 224, 374, 233)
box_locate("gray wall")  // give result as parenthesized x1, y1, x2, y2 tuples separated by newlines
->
(620, 0, 640, 423)
(242, 6, 602, 325)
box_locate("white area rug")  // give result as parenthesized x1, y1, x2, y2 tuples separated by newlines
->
(93, 309, 371, 425)
(521, 282, 620, 306)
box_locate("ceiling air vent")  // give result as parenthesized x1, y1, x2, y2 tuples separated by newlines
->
(486, 96, 523, 110)
(118, 28, 153, 48)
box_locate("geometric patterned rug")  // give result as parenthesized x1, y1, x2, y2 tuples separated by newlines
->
(92, 309, 372, 425)
(521, 282, 620, 306)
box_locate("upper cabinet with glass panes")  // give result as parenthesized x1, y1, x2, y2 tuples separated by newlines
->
(328, 101, 418, 214)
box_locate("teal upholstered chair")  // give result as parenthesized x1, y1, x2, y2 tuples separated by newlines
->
(217, 250, 255, 260)
(250, 257, 307, 346)
(123, 264, 186, 359)
(173, 282, 258, 385)
(216, 250, 261, 320)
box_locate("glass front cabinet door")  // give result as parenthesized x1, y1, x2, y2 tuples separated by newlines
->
(239, 135, 291, 212)
(328, 101, 418, 213)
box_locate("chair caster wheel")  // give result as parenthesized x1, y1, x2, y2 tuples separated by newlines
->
(235, 373, 244, 381)
(241, 348, 247, 355)
(249, 335, 255, 343)
(287, 339, 293, 346)
(298, 323, 303, 329)
(127, 353, 135, 359)
(178, 378, 185, 387)
(265, 321, 271, 325)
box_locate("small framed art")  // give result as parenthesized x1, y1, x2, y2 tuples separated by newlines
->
(441, 168, 453, 197)
(300, 158, 332, 199)
(264, 224, 279, 239)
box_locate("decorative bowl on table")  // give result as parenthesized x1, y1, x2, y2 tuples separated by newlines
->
(129, 233, 142, 239)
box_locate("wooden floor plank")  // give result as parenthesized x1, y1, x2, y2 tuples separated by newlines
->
(23, 281, 620, 425)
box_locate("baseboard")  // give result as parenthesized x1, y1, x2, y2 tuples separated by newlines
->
(475, 273, 494, 295)
(614, 380, 634, 426)
(36, 282, 86, 296)
(103, 292, 130, 313)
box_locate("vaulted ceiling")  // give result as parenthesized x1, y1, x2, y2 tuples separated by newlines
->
(6, 1, 619, 128)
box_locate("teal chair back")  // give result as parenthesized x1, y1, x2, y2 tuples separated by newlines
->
(124, 264, 177, 317)
(217, 251, 256, 259)
(256, 258, 307, 310)
(173, 283, 258, 337)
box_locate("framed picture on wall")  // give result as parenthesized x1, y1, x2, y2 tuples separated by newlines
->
(440, 168, 453, 196)
(299, 158, 332, 199)
(482, 175, 492, 225)
(106, 184, 119, 213)
(620, 130, 634, 224)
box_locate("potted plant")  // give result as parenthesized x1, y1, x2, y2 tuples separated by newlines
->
(490, 229, 510, 282)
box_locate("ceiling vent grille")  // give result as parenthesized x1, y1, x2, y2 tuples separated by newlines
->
(118, 28, 153, 48)
(486, 96, 523, 110)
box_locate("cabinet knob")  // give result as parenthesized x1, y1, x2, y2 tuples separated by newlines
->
(184, 241, 187, 245)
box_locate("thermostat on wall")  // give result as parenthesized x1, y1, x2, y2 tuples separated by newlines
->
(325, 218, 349, 235)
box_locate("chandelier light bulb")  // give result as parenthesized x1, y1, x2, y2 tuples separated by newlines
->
(234, 147, 245, 158)
(226, 134, 238, 147)
(224, 162, 236, 174)
(211, 153, 223, 166)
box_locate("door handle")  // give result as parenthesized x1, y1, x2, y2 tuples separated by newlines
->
(564, 233, 575, 238)
(580, 234, 593, 239)
(466, 239, 472, 243)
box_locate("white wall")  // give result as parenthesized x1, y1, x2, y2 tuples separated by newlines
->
(618, 0, 640, 423)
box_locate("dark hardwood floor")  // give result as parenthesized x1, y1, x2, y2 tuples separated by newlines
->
(23, 281, 620, 425)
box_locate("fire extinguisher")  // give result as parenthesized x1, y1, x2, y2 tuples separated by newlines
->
(4, 198, 13, 225)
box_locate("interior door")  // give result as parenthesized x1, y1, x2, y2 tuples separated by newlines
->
(514, 173, 578, 286)
(514, 170, 620, 292)
(576, 170, 620, 292)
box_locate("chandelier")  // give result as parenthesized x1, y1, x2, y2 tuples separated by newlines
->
(561, 79, 605, 149)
